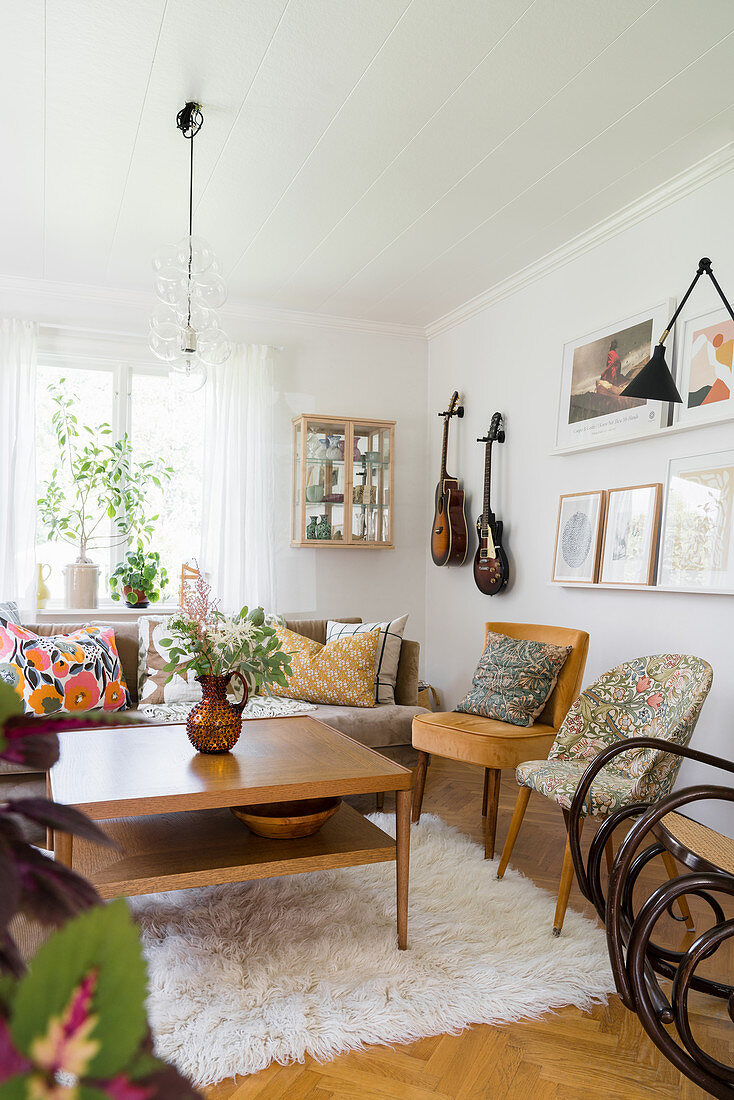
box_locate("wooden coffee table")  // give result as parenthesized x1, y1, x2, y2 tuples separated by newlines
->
(49, 716, 413, 948)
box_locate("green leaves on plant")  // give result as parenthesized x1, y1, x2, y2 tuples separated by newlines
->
(10, 902, 148, 1079)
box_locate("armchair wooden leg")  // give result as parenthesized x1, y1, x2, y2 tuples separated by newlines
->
(411, 751, 429, 824)
(375, 792, 385, 812)
(497, 786, 531, 879)
(482, 768, 489, 817)
(484, 769, 501, 860)
(661, 849, 696, 931)
(553, 817, 584, 937)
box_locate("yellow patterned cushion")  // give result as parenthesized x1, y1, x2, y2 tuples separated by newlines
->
(271, 625, 379, 707)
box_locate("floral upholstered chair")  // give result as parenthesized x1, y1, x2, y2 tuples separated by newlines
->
(496, 654, 713, 935)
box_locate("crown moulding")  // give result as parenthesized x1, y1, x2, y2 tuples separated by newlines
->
(0, 143, 732, 345)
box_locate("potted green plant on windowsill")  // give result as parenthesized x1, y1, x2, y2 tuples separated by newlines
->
(36, 383, 174, 609)
(109, 543, 169, 608)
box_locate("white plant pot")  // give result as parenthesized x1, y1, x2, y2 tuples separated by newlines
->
(64, 563, 100, 609)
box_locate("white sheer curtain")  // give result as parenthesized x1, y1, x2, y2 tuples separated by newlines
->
(200, 344, 276, 613)
(0, 319, 37, 603)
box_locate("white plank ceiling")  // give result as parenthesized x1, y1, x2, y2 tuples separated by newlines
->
(2, 0, 733, 327)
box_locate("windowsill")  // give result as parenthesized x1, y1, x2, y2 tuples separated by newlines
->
(27, 603, 179, 622)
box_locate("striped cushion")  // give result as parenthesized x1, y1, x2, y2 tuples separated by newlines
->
(326, 615, 408, 704)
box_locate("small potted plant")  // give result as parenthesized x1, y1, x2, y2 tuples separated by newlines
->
(109, 542, 169, 608)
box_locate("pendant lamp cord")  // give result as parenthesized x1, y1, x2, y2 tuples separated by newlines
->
(187, 132, 194, 327)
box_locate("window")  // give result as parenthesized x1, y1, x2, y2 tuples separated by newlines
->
(35, 354, 204, 605)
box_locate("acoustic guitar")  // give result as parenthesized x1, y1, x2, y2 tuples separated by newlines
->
(473, 412, 509, 595)
(431, 391, 468, 567)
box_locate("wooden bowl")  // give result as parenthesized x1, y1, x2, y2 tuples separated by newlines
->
(230, 797, 341, 838)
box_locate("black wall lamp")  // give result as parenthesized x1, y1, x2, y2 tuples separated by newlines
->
(621, 257, 734, 403)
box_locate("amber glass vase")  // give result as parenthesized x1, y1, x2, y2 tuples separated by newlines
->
(186, 672, 249, 754)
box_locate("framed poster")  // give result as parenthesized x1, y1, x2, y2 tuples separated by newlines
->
(599, 483, 662, 586)
(658, 449, 734, 592)
(552, 490, 606, 583)
(554, 301, 674, 451)
(672, 306, 734, 429)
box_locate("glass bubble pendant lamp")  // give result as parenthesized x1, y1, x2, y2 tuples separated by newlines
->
(149, 102, 231, 392)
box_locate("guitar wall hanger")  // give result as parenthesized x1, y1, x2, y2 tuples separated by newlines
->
(439, 403, 464, 419)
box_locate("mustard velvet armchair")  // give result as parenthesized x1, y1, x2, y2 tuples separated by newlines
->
(411, 622, 589, 859)
(497, 653, 713, 935)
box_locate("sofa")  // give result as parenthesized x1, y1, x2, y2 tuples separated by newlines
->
(0, 615, 427, 844)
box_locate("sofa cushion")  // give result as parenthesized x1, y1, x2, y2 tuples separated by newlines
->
(139, 616, 201, 706)
(273, 625, 380, 707)
(456, 630, 571, 727)
(0, 621, 130, 717)
(326, 614, 408, 705)
(310, 703, 428, 748)
(25, 622, 142, 707)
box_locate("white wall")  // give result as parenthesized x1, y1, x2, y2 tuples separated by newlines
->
(425, 168, 734, 834)
(0, 281, 429, 646)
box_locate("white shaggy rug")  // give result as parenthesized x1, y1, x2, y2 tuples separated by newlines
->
(131, 813, 614, 1086)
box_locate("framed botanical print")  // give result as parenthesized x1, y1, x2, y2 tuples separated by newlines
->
(599, 483, 662, 586)
(672, 306, 734, 429)
(554, 301, 674, 451)
(552, 490, 606, 583)
(658, 449, 734, 592)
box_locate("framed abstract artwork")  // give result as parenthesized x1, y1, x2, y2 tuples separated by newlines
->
(554, 301, 674, 451)
(552, 490, 606, 583)
(658, 449, 734, 592)
(599, 483, 662, 586)
(672, 306, 734, 429)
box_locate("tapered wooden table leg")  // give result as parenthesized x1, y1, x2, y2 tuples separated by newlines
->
(54, 831, 73, 868)
(411, 751, 428, 823)
(396, 788, 410, 949)
(484, 769, 501, 860)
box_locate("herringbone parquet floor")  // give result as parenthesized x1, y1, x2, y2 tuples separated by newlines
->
(205, 756, 731, 1100)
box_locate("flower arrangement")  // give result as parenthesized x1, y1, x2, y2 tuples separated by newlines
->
(161, 570, 291, 694)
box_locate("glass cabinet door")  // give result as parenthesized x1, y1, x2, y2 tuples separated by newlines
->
(303, 419, 348, 544)
(351, 423, 393, 547)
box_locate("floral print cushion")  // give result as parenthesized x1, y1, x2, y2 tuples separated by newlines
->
(456, 631, 571, 727)
(516, 759, 634, 815)
(517, 653, 713, 815)
(0, 620, 130, 716)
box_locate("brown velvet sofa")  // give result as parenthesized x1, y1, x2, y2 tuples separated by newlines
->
(0, 615, 426, 842)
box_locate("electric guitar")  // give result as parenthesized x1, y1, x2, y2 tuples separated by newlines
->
(430, 391, 468, 567)
(473, 412, 509, 595)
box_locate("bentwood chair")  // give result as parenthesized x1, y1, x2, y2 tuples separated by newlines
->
(497, 654, 713, 935)
(568, 737, 734, 1100)
(411, 622, 589, 859)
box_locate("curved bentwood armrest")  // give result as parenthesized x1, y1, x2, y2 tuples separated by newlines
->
(567, 738, 734, 1100)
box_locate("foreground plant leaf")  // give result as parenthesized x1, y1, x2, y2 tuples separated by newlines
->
(10, 904, 148, 1079)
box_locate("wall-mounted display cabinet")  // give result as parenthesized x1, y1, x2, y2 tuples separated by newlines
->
(292, 414, 395, 548)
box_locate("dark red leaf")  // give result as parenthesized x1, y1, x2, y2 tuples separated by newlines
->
(0, 1017, 31, 1082)
(0, 931, 25, 978)
(13, 844, 101, 926)
(0, 727, 59, 770)
(6, 800, 115, 850)
(0, 842, 20, 932)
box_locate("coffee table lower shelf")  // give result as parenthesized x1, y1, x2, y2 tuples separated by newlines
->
(68, 802, 397, 899)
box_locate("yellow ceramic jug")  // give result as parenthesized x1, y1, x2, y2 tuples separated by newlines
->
(36, 563, 51, 609)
